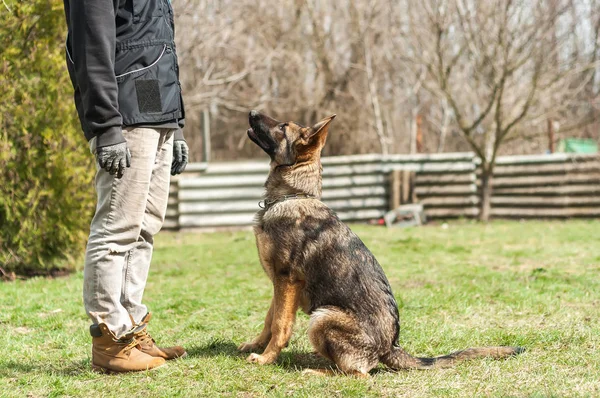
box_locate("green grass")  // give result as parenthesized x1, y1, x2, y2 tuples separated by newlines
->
(1, 221, 599, 397)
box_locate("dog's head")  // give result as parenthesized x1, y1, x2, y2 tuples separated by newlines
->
(247, 110, 336, 167)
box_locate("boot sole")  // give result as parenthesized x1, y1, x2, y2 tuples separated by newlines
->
(144, 350, 188, 361)
(91, 362, 167, 374)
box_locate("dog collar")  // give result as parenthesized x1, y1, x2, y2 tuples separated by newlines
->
(258, 194, 317, 210)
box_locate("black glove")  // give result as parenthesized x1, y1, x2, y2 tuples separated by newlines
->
(172, 140, 189, 175)
(96, 142, 131, 179)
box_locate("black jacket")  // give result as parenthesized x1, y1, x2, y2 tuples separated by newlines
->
(64, 0, 185, 148)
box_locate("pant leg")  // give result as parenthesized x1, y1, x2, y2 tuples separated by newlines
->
(120, 129, 174, 325)
(83, 127, 161, 338)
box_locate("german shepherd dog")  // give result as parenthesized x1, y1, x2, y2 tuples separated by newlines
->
(239, 110, 523, 376)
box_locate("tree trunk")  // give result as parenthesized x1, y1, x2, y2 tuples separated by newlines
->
(547, 118, 555, 153)
(437, 127, 447, 153)
(365, 41, 388, 155)
(416, 113, 423, 153)
(479, 166, 493, 222)
(409, 107, 418, 154)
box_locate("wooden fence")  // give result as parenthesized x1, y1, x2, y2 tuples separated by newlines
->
(165, 152, 599, 229)
(488, 154, 600, 218)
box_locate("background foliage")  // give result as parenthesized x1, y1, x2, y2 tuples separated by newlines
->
(174, 0, 600, 161)
(0, 0, 95, 275)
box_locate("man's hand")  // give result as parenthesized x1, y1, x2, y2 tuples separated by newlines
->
(171, 140, 189, 175)
(96, 142, 131, 179)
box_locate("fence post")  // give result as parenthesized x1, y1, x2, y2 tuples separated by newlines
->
(202, 109, 211, 163)
(389, 170, 401, 210)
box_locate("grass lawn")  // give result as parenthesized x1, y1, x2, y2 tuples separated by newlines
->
(1, 220, 599, 397)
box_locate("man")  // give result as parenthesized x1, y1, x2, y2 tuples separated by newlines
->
(63, 0, 189, 372)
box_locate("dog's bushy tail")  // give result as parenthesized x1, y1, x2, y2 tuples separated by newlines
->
(381, 346, 524, 370)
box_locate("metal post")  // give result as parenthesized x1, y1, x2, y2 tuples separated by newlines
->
(202, 108, 211, 163)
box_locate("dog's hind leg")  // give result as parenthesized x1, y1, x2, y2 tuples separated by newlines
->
(246, 279, 303, 365)
(307, 306, 379, 377)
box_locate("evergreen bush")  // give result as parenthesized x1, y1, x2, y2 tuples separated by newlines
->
(0, 0, 95, 275)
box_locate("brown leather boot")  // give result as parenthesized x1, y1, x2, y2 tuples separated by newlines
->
(134, 313, 187, 360)
(90, 323, 166, 373)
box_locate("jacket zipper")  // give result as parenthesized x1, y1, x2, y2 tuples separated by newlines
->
(161, 0, 182, 113)
(115, 44, 167, 79)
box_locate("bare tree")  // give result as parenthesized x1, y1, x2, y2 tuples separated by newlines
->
(400, 0, 598, 220)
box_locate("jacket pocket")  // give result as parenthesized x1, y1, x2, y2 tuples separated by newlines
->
(115, 44, 180, 123)
(132, 0, 163, 23)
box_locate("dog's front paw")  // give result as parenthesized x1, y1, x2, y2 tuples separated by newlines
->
(238, 342, 264, 353)
(246, 353, 275, 365)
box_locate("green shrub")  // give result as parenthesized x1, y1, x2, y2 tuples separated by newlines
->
(0, 0, 95, 275)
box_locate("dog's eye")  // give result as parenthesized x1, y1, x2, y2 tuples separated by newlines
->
(279, 124, 287, 131)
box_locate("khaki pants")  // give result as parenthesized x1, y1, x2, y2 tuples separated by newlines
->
(84, 127, 174, 338)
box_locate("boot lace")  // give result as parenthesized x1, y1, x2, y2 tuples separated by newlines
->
(135, 327, 156, 347)
(120, 337, 141, 354)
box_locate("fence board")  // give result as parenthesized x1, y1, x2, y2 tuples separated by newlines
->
(492, 153, 598, 165)
(201, 162, 268, 175)
(421, 196, 480, 207)
(491, 173, 600, 186)
(179, 187, 264, 201)
(322, 164, 384, 176)
(323, 175, 386, 187)
(163, 218, 179, 229)
(492, 161, 600, 176)
(321, 186, 388, 199)
(335, 209, 387, 221)
(490, 175, 569, 187)
(491, 207, 600, 218)
(180, 213, 256, 227)
(386, 162, 476, 173)
(180, 175, 265, 188)
(384, 152, 475, 162)
(180, 201, 260, 214)
(324, 197, 388, 210)
(416, 173, 477, 185)
(492, 196, 600, 207)
(415, 184, 478, 196)
(493, 184, 600, 196)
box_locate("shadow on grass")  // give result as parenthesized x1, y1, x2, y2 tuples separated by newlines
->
(277, 350, 336, 372)
(0, 358, 92, 377)
(185, 339, 336, 372)
(2, 341, 391, 379)
(185, 339, 241, 358)
(278, 350, 392, 375)
(183, 339, 392, 376)
(0, 361, 37, 375)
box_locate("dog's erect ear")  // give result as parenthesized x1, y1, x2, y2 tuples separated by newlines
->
(303, 114, 336, 144)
